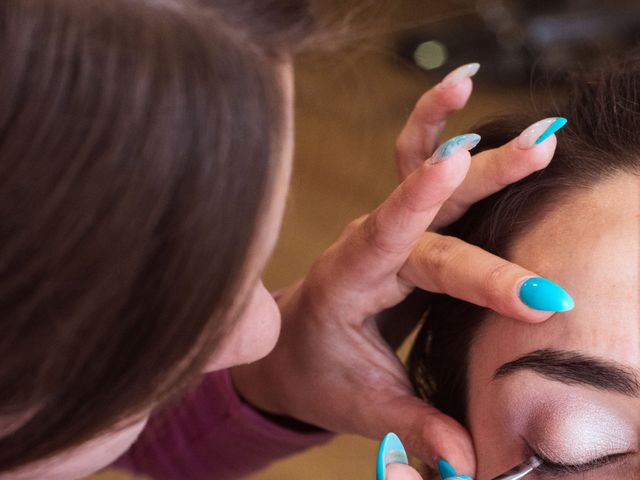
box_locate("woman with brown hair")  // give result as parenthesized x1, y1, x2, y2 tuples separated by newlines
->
(408, 58, 640, 479)
(0, 1, 573, 479)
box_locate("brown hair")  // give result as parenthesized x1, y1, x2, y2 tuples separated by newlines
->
(0, 0, 317, 471)
(408, 53, 640, 425)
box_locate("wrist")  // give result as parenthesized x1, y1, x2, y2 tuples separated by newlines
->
(235, 382, 325, 433)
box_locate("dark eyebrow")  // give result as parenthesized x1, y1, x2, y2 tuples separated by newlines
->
(494, 348, 640, 397)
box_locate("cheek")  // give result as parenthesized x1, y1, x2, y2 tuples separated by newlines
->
(205, 283, 281, 371)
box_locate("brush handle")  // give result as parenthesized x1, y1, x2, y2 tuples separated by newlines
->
(491, 456, 542, 480)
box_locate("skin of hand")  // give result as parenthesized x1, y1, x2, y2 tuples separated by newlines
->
(386, 463, 424, 480)
(231, 72, 561, 477)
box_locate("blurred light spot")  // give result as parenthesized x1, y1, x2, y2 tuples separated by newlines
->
(413, 41, 448, 70)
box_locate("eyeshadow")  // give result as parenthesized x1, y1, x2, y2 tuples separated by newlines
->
(525, 398, 635, 465)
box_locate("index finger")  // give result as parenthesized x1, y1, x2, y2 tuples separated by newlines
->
(400, 232, 575, 323)
(351, 135, 480, 269)
(386, 464, 424, 480)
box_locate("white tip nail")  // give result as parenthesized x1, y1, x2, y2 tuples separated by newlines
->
(517, 117, 567, 150)
(440, 63, 480, 87)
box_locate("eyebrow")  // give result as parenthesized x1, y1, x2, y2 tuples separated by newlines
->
(494, 348, 640, 397)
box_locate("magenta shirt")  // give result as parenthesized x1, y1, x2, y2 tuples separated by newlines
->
(112, 369, 332, 479)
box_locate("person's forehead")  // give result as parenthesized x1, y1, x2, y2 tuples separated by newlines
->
(475, 174, 640, 372)
(508, 173, 638, 268)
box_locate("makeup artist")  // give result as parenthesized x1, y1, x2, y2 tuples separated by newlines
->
(0, 1, 573, 480)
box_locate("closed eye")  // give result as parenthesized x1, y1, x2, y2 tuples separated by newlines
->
(533, 450, 630, 476)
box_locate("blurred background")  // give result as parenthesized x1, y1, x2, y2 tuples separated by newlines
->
(95, 0, 640, 478)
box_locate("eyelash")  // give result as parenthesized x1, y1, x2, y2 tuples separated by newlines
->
(534, 451, 628, 476)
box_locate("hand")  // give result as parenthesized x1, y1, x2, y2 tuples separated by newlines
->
(395, 63, 553, 231)
(232, 64, 565, 478)
(382, 64, 564, 346)
(385, 463, 469, 480)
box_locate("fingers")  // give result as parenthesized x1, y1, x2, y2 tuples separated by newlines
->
(395, 64, 479, 181)
(377, 396, 476, 478)
(328, 144, 476, 296)
(400, 232, 574, 323)
(431, 117, 566, 230)
(359, 145, 473, 260)
(386, 463, 423, 480)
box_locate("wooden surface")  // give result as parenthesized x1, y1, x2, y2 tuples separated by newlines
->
(92, 4, 533, 479)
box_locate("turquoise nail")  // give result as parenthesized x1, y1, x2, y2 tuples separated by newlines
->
(517, 117, 568, 149)
(429, 134, 481, 164)
(376, 433, 408, 480)
(534, 117, 567, 144)
(437, 459, 474, 480)
(519, 277, 575, 312)
(438, 458, 457, 479)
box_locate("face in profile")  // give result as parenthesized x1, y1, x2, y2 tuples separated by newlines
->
(466, 173, 640, 478)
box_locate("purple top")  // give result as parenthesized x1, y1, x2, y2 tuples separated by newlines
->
(113, 369, 332, 479)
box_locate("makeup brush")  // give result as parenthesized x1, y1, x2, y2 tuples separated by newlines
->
(491, 456, 542, 480)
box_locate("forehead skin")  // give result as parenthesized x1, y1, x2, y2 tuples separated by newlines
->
(466, 173, 640, 477)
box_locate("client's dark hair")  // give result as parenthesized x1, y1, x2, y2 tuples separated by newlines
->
(0, 0, 318, 471)
(408, 53, 640, 426)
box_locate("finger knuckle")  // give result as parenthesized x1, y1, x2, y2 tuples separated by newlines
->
(395, 134, 410, 157)
(343, 215, 367, 237)
(416, 89, 440, 112)
(483, 262, 515, 310)
(361, 213, 399, 255)
(421, 235, 465, 286)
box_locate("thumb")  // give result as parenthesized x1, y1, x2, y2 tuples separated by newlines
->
(376, 396, 476, 479)
(385, 463, 423, 480)
(377, 433, 419, 480)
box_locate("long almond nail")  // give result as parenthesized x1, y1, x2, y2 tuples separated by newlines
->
(519, 277, 575, 312)
(441, 63, 480, 87)
(376, 433, 409, 480)
(517, 117, 567, 149)
(429, 133, 481, 165)
(437, 458, 474, 480)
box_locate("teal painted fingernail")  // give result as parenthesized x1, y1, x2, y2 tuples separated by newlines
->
(535, 117, 567, 145)
(517, 117, 568, 149)
(429, 134, 481, 164)
(438, 458, 457, 479)
(437, 459, 474, 480)
(376, 433, 408, 480)
(519, 277, 575, 312)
